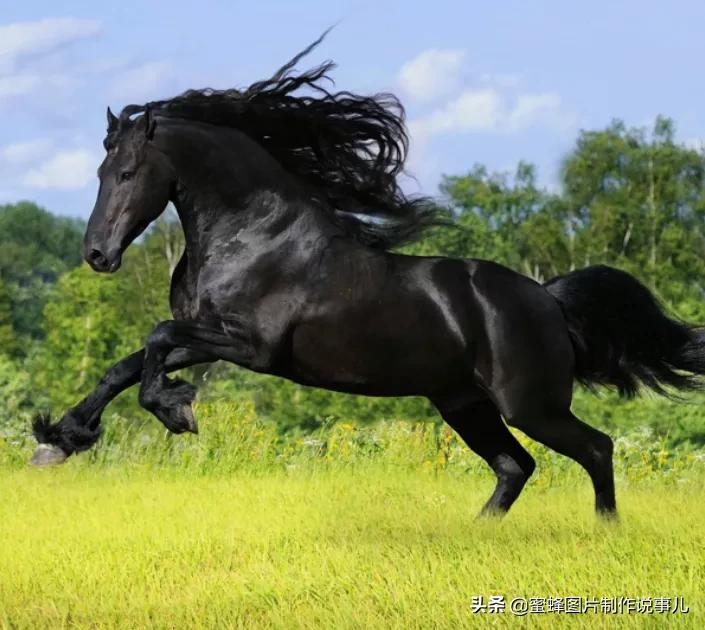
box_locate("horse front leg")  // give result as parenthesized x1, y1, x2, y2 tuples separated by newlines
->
(30, 348, 212, 465)
(138, 319, 259, 434)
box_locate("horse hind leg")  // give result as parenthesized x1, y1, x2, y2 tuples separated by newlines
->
(506, 408, 617, 517)
(435, 398, 536, 517)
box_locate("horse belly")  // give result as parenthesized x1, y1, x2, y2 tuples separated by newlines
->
(288, 312, 470, 396)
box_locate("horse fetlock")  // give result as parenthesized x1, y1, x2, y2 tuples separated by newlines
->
(492, 453, 534, 485)
(140, 377, 192, 407)
(141, 378, 198, 434)
(31, 411, 102, 459)
(165, 378, 197, 402)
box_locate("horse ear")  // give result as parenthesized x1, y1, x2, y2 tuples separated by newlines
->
(147, 116, 157, 141)
(136, 109, 157, 140)
(106, 107, 118, 132)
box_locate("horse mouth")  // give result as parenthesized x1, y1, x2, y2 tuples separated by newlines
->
(87, 255, 122, 273)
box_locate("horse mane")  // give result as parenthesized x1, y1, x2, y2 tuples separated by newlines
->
(112, 30, 445, 249)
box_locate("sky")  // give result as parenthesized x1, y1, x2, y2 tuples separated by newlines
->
(1, 0, 705, 219)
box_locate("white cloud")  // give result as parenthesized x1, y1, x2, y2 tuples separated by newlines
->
(0, 138, 53, 164)
(0, 18, 101, 74)
(397, 49, 465, 104)
(410, 89, 574, 141)
(506, 92, 574, 131)
(413, 88, 504, 136)
(0, 18, 102, 106)
(23, 149, 96, 190)
(109, 61, 172, 103)
(398, 48, 576, 145)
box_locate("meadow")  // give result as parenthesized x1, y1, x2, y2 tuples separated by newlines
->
(1, 402, 704, 628)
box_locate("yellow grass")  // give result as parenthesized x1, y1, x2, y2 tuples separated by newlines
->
(1, 464, 703, 629)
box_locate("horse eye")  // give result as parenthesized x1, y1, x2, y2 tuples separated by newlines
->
(120, 171, 135, 182)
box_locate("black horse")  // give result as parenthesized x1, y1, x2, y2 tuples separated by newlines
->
(31, 36, 705, 519)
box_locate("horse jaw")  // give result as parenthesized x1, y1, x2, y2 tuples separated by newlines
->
(29, 444, 68, 467)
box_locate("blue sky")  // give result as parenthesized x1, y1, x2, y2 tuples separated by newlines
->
(1, 0, 705, 218)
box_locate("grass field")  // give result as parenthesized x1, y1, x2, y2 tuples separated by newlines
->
(1, 403, 704, 628)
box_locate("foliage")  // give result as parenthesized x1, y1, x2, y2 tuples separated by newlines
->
(30, 229, 173, 413)
(0, 279, 20, 356)
(0, 354, 33, 438)
(433, 161, 560, 275)
(0, 201, 84, 339)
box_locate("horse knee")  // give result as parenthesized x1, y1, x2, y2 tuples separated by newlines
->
(146, 321, 173, 349)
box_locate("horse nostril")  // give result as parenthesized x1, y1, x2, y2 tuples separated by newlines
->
(87, 249, 108, 269)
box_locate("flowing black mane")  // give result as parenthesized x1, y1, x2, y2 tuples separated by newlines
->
(110, 32, 443, 249)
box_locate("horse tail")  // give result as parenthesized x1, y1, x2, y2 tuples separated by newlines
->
(543, 264, 705, 397)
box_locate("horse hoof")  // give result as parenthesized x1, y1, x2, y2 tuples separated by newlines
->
(180, 404, 199, 434)
(29, 444, 68, 467)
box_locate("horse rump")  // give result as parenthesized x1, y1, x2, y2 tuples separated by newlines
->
(543, 264, 705, 397)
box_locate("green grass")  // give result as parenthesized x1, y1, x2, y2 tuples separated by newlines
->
(1, 403, 704, 628)
(0, 467, 703, 628)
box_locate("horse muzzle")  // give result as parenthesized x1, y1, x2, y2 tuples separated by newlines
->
(85, 247, 122, 273)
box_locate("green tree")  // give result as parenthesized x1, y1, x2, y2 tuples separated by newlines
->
(32, 232, 172, 413)
(430, 161, 564, 278)
(0, 201, 84, 339)
(561, 117, 705, 316)
(0, 279, 19, 356)
(434, 118, 705, 303)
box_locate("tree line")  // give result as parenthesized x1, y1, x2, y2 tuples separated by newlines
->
(2, 117, 705, 442)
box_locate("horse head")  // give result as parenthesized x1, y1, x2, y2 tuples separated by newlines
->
(85, 107, 175, 272)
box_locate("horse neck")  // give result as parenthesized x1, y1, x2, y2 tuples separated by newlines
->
(159, 120, 342, 256)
